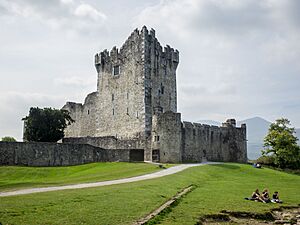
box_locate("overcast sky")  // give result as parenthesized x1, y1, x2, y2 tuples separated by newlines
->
(0, 0, 299, 140)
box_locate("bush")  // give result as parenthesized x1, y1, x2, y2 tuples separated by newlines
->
(262, 118, 300, 169)
(22, 107, 74, 142)
(256, 155, 275, 166)
(1, 136, 17, 142)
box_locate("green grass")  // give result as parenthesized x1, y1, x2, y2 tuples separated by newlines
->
(0, 163, 299, 225)
(0, 162, 163, 191)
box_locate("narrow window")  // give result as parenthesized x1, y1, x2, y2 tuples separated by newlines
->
(136, 111, 139, 118)
(113, 108, 115, 115)
(126, 107, 129, 115)
(157, 136, 160, 142)
(113, 65, 120, 75)
(87, 109, 90, 115)
(112, 93, 114, 101)
(127, 92, 129, 99)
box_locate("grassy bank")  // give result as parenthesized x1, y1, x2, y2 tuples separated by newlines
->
(0, 162, 162, 191)
(0, 163, 299, 225)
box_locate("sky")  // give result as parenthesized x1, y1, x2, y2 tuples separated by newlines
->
(0, 0, 299, 140)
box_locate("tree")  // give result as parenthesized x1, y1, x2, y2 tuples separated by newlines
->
(22, 107, 74, 142)
(262, 118, 300, 169)
(1, 136, 17, 142)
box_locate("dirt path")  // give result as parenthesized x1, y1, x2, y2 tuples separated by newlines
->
(133, 185, 195, 225)
(0, 162, 220, 197)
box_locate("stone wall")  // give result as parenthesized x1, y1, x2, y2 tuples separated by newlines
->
(94, 28, 146, 139)
(151, 111, 247, 163)
(181, 120, 247, 163)
(63, 136, 146, 150)
(151, 111, 182, 163)
(0, 142, 139, 166)
(63, 92, 98, 137)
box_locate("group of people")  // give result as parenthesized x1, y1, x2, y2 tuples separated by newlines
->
(245, 189, 283, 203)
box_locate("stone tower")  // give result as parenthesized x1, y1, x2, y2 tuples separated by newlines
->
(62, 26, 247, 163)
(63, 26, 179, 139)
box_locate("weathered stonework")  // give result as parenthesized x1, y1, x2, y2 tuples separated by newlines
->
(63, 26, 178, 139)
(62, 26, 247, 163)
(0, 142, 143, 166)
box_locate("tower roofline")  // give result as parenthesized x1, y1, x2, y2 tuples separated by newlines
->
(94, 26, 179, 69)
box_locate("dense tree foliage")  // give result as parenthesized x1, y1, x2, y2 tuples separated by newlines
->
(262, 118, 300, 169)
(1, 136, 17, 142)
(23, 107, 74, 142)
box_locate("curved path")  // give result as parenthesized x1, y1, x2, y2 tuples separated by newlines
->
(0, 162, 220, 197)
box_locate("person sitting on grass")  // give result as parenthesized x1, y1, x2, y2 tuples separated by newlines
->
(271, 191, 283, 203)
(245, 189, 264, 202)
(253, 163, 261, 168)
(261, 189, 270, 203)
(251, 189, 261, 200)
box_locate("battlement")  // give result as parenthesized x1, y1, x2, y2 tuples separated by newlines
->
(182, 119, 246, 130)
(64, 102, 83, 109)
(94, 26, 179, 74)
(83, 92, 98, 105)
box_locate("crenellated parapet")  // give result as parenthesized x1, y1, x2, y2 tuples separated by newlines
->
(94, 28, 145, 75)
(181, 118, 247, 162)
(94, 26, 179, 76)
(182, 120, 245, 130)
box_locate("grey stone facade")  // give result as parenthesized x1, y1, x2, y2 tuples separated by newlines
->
(0, 142, 143, 166)
(62, 26, 247, 163)
(63, 26, 178, 139)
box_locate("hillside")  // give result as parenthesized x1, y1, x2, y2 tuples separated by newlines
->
(196, 120, 221, 126)
(1, 163, 299, 225)
(0, 162, 162, 191)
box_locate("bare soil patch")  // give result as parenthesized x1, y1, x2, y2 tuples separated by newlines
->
(197, 205, 300, 225)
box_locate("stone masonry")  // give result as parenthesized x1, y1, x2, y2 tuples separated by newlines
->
(63, 26, 178, 139)
(0, 141, 141, 166)
(62, 26, 247, 163)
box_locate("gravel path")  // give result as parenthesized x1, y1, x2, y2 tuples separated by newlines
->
(0, 162, 219, 197)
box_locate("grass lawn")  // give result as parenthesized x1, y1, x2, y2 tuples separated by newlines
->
(0, 163, 299, 225)
(0, 162, 164, 191)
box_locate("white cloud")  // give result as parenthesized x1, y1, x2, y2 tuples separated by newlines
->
(0, 0, 107, 33)
(0, 0, 300, 140)
(135, 0, 300, 124)
(0, 92, 67, 141)
(73, 3, 106, 21)
(54, 76, 95, 88)
(60, 0, 74, 5)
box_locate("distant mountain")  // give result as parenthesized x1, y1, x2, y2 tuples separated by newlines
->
(237, 117, 271, 160)
(296, 129, 300, 145)
(196, 120, 221, 126)
(237, 117, 271, 143)
(196, 117, 300, 160)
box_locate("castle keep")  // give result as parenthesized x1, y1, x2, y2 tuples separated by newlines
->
(62, 26, 247, 163)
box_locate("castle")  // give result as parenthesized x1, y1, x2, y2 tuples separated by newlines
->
(62, 26, 247, 163)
